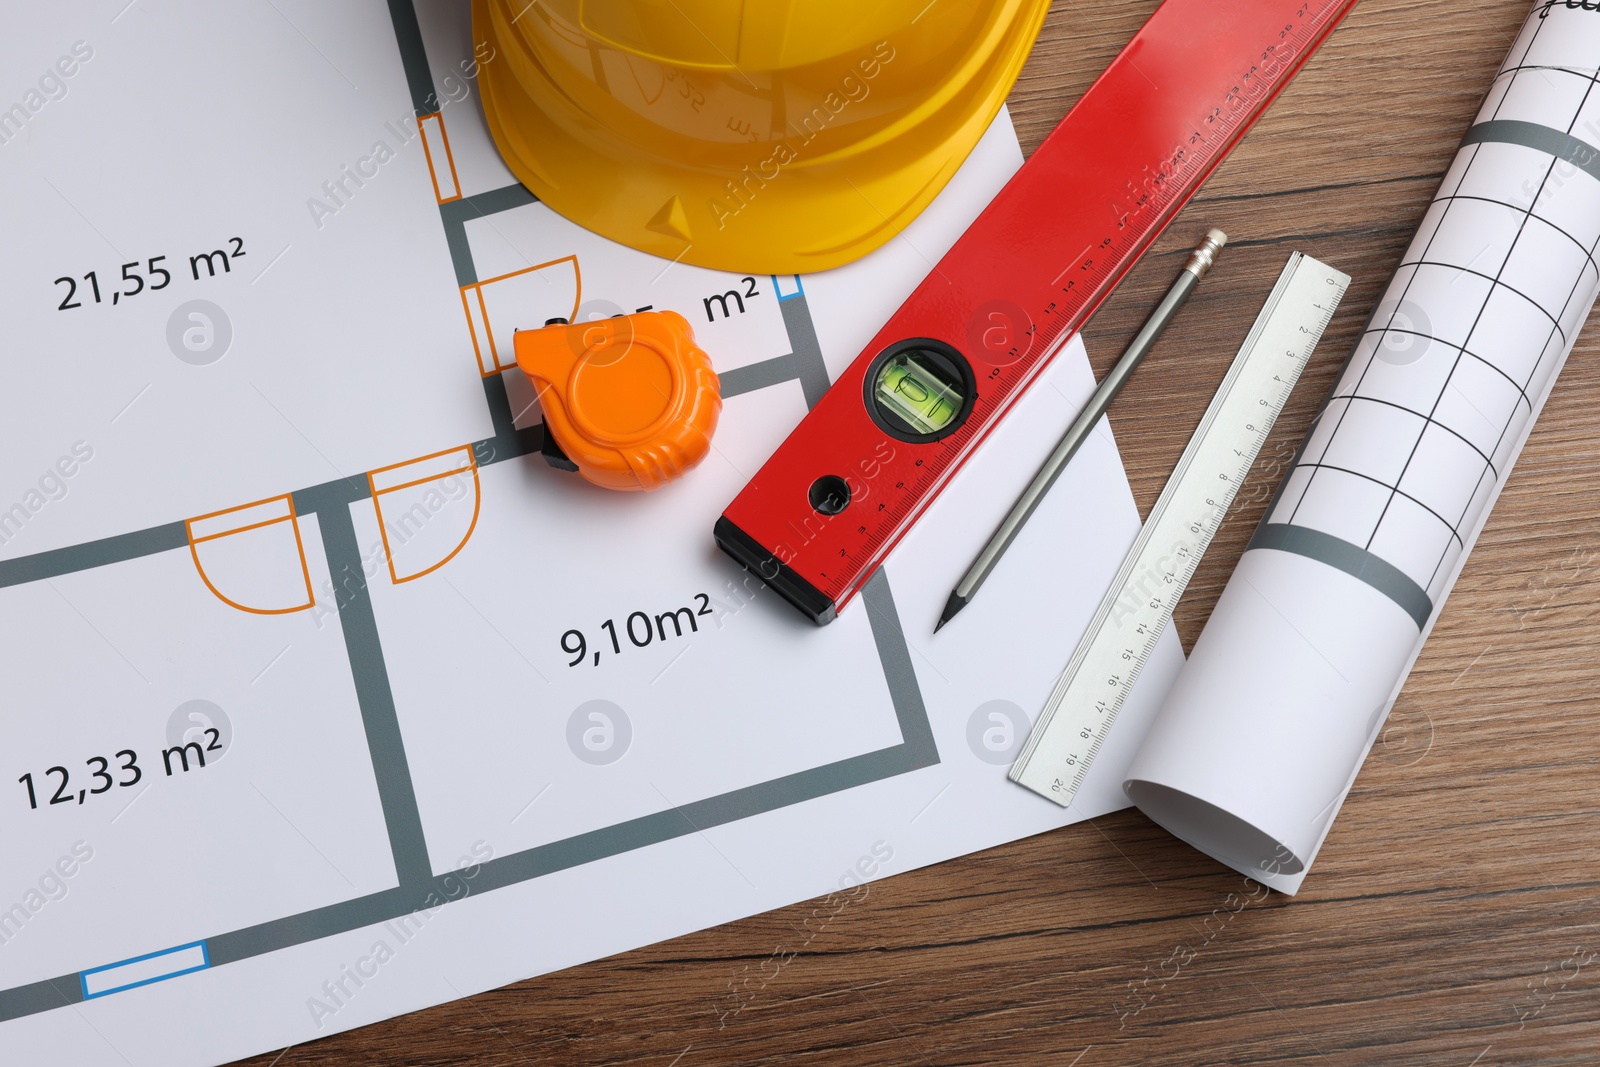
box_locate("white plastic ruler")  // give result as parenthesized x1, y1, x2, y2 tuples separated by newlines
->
(1011, 252, 1351, 806)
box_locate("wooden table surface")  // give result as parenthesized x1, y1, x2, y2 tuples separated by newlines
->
(241, 3, 1600, 1064)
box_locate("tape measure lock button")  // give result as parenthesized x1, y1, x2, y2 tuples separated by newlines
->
(514, 310, 721, 491)
(864, 338, 976, 443)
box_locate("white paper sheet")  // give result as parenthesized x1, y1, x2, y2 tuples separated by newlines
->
(1125, 0, 1600, 893)
(0, 4, 1180, 1063)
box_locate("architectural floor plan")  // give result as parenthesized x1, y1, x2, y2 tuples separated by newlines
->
(0, 4, 1182, 1063)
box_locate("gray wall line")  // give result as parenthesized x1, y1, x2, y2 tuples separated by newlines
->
(471, 423, 544, 469)
(466, 740, 934, 896)
(297, 485, 435, 891)
(0, 522, 189, 588)
(296, 474, 372, 509)
(440, 184, 539, 226)
(206, 887, 411, 968)
(478, 371, 520, 448)
(719, 353, 800, 398)
(440, 206, 477, 288)
(384, 0, 438, 117)
(0, 975, 83, 1025)
(860, 570, 941, 766)
(778, 294, 833, 409)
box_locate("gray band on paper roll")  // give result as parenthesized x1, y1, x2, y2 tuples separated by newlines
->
(1249, 522, 1434, 629)
(1459, 118, 1600, 182)
(1124, 0, 1600, 894)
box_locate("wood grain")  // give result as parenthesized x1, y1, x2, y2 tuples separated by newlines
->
(239, 3, 1600, 1064)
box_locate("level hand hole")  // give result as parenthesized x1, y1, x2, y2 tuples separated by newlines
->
(808, 475, 851, 516)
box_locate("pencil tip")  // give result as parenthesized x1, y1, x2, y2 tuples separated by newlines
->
(935, 592, 966, 633)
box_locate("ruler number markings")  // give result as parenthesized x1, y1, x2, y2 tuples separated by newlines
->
(1011, 255, 1351, 806)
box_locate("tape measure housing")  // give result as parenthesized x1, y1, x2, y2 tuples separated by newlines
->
(516, 310, 722, 492)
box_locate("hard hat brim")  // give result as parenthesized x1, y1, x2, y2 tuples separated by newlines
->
(474, 0, 1049, 274)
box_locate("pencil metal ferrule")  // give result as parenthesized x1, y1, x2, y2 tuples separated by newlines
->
(1184, 229, 1229, 279)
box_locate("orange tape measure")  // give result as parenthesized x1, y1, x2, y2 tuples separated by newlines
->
(515, 311, 722, 491)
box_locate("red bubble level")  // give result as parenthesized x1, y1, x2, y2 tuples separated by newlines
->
(716, 0, 1359, 625)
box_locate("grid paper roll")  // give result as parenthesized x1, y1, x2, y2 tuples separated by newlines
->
(1124, 0, 1600, 893)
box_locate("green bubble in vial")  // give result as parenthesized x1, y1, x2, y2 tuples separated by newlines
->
(875, 354, 962, 434)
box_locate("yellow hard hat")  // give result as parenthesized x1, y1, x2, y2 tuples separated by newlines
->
(474, 0, 1049, 273)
